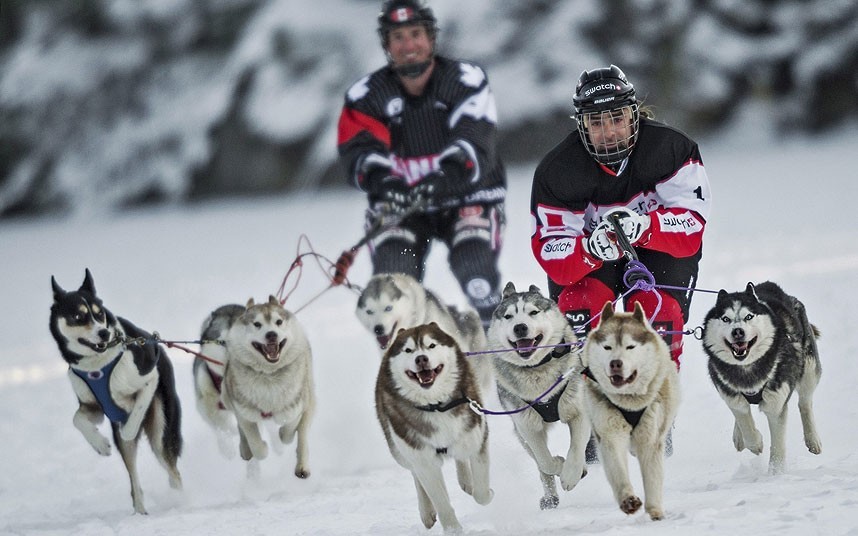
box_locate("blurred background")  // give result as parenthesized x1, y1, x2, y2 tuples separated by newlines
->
(1, 0, 856, 219)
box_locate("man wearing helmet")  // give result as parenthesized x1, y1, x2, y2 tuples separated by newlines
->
(337, 0, 507, 326)
(530, 64, 712, 368)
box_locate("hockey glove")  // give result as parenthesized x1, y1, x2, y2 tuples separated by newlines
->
(374, 178, 412, 215)
(602, 207, 651, 245)
(410, 147, 478, 209)
(583, 221, 621, 262)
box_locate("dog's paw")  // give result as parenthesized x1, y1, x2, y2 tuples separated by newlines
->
(806, 435, 822, 455)
(253, 441, 269, 460)
(560, 460, 586, 491)
(539, 494, 559, 510)
(119, 422, 141, 442)
(88, 435, 111, 456)
(733, 426, 763, 455)
(539, 455, 565, 476)
(620, 495, 642, 515)
(420, 508, 437, 529)
(647, 506, 664, 520)
(294, 465, 310, 479)
(473, 487, 493, 506)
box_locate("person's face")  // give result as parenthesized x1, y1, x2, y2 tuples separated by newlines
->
(584, 106, 634, 155)
(386, 24, 434, 68)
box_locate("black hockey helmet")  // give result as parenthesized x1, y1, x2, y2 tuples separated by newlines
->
(572, 65, 640, 165)
(377, 0, 438, 47)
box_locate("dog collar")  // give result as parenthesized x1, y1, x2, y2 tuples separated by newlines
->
(528, 338, 571, 368)
(415, 396, 471, 413)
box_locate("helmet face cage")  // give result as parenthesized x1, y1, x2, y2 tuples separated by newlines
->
(572, 65, 640, 165)
(576, 103, 640, 165)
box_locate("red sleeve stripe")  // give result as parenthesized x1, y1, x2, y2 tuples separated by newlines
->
(337, 108, 391, 148)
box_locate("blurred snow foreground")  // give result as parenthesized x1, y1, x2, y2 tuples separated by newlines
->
(2, 129, 858, 534)
(1, 0, 857, 218)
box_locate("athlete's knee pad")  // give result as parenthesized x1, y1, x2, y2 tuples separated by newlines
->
(449, 239, 501, 324)
(557, 277, 617, 336)
(627, 289, 684, 369)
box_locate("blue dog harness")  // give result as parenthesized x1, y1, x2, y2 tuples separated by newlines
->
(71, 355, 129, 424)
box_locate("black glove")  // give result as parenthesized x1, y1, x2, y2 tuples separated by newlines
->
(411, 145, 477, 209)
(374, 177, 412, 215)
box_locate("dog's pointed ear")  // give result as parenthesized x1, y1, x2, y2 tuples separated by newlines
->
(599, 300, 614, 321)
(502, 281, 516, 298)
(246, 298, 255, 308)
(632, 302, 647, 323)
(528, 284, 542, 295)
(745, 282, 759, 301)
(717, 289, 729, 302)
(268, 295, 279, 306)
(81, 268, 96, 295)
(51, 276, 65, 300)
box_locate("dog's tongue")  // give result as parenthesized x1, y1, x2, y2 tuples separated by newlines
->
(730, 341, 749, 357)
(258, 341, 281, 362)
(609, 370, 637, 388)
(416, 369, 436, 385)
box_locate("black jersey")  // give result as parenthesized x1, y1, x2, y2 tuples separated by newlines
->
(530, 118, 712, 286)
(337, 56, 505, 206)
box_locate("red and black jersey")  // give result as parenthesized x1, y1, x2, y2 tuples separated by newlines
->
(530, 118, 712, 287)
(337, 56, 506, 206)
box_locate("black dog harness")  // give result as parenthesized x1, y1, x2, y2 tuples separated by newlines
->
(71, 354, 129, 424)
(521, 341, 573, 423)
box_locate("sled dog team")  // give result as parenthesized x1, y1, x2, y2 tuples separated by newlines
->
(50, 269, 822, 529)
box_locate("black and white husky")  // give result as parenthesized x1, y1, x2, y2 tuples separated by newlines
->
(49, 269, 182, 514)
(702, 281, 822, 473)
(486, 282, 589, 510)
(375, 323, 493, 533)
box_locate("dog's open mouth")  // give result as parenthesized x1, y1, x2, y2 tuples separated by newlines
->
(376, 323, 398, 350)
(253, 339, 287, 363)
(609, 370, 638, 388)
(727, 337, 757, 360)
(78, 337, 112, 353)
(406, 364, 444, 388)
(510, 334, 543, 358)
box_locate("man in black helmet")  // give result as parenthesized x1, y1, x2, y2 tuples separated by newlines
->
(531, 65, 711, 462)
(337, 0, 507, 327)
(530, 64, 712, 369)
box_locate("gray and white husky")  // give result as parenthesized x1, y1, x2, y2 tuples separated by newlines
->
(581, 301, 680, 521)
(49, 269, 182, 514)
(702, 281, 822, 474)
(486, 282, 589, 510)
(206, 296, 315, 478)
(375, 322, 493, 533)
(356, 272, 492, 389)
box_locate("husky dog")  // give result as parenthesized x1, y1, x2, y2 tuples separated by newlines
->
(486, 282, 589, 510)
(375, 323, 493, 532)
(217, 296, 315, 478)
(193, 304, 244, 457)
(702, 281, 822, 474)
(356, 272, 492, 388)
(581, 301, 679, 520)
(49, 269, 182, 514)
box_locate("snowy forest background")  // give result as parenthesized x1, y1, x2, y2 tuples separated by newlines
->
(1, 0, 857, 218)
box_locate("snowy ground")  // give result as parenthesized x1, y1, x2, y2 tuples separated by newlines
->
(2, 129, 858, 535)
